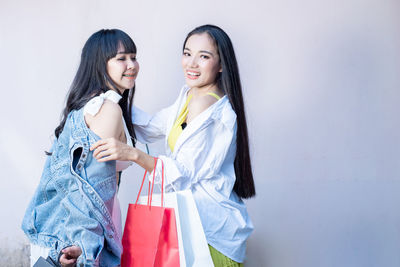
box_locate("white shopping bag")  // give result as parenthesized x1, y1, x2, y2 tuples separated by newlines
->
(139, 190, 214, 267)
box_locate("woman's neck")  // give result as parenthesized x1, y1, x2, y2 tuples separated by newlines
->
(191, 83, 221, 97)
(105, 82, 127, 95)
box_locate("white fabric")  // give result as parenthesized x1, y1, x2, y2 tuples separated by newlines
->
(83, 90, 122, 116)
(30, 244, 50, 267)
(132, 85, 253, 263)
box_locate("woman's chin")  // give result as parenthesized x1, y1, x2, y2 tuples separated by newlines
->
(185, 80, 200, 88)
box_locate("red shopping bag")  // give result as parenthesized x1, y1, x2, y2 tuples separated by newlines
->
(121, 159, 180, 267)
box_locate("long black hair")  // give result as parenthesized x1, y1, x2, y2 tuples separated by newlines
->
(54, 29, 136, 145)
(183, 25, 256, 199)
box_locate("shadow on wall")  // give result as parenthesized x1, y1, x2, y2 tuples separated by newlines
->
(0, 239, 30, 267)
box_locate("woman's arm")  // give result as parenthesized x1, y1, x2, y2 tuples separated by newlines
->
(154, 119, 236, 191)
(131, 105, 172, 144)
(93, 94, 237, 193)
(85, 99, 124, 140)
(90, 138, 155, 173)
(131, 86, 187, 143)
(91, 116, 236, 192)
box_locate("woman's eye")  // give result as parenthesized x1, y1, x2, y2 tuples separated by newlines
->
(200, 55, 210, 59)
(131, 57, 136, 61)
(183, 52, 191, 57)
(117, 57, 125, 61)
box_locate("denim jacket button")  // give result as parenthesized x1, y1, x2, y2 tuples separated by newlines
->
(81, 154, 87, 159)
(77, 163, 82, 169)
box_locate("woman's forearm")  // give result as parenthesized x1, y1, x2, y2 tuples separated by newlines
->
(129, 147, 155, 173)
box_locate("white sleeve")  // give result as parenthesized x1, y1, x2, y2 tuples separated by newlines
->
(131, 86, 189, 144)
(131, 106, 172, 144)
(151, 120, 237, 192)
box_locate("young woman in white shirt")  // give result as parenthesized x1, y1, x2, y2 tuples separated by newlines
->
(91, 24, 256, 266)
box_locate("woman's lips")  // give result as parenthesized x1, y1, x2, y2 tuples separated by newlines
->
(123, 73, 136, 79)
(187, 71, 200, 80)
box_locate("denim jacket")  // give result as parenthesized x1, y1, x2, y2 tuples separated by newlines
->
(21, 108, 122, 266)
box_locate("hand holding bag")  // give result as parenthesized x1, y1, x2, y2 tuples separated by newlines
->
(121, 159, 180, 267)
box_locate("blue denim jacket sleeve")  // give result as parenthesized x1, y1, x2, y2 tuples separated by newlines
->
(22, 110, 122, 266)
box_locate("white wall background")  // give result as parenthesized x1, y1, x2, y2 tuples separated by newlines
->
(1, 0, 399, 266)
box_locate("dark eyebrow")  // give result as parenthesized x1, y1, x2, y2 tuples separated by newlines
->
(183, 47, 214, 56)
(199, 50, 214, 56)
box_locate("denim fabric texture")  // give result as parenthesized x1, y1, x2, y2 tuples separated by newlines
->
(22, 108, 122, 267)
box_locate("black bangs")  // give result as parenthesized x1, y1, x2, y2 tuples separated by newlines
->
(102, 29, 137, 60)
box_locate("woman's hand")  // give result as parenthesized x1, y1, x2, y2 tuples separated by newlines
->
(59, 245, 82, 267)
(91, 137, 155, 172)
(90, 137, 135, 162)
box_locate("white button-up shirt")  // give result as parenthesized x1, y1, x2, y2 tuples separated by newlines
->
(132, 85, 253, 262)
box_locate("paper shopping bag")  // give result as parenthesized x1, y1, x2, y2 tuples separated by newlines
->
(175, 190, 214, 267)
(139, 190, 186, 266)
(140, 188, 213, 266)
(121, 159, 180, 267)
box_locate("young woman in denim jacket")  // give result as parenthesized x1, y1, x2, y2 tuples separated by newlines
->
(91, 25, 256, 266)
(22, 29, 139, 267)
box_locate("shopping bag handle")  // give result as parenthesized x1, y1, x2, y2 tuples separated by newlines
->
(134, 157, 165, 208)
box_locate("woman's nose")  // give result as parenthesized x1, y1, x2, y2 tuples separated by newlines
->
(188, 56, 198, 68)
(127, 59, 136, 69)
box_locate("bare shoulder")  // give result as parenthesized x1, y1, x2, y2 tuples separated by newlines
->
(187, 94, 219, 123)
(98, 99, 122, 117)
(85, 100, 123, 139)
(85, 99, 122, 123)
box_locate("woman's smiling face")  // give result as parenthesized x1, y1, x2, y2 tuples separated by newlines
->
(181, 33, 221, 90)
(107, 44, 139, 93)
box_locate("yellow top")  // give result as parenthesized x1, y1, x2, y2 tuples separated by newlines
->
(168, 92, 221, 152)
